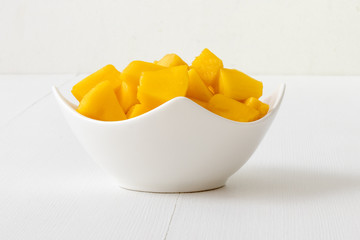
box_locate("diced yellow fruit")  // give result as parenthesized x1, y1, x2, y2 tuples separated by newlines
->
(191, 48, 223, 86)
(156, 54, 188, 67)
(137, 65, 189, 109)
(77, 81, 126, 121)
(186, 69, 213, 102)
(209, 94, 260, 122)
(72, 65, 121, 102)
(127, 104, 154, 119)
(219, 68, 263, 101)
(208, 85, 216, 94)
(126, 105, 136, 118)
(122, 61, 165, 84)
(115, 74, 139, 113)
(245, 97, 269, 119)
(117, 62, 164, 112)
(189, 98, 210, 110)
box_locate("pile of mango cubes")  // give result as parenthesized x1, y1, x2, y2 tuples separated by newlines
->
(71, 49, 269, 122)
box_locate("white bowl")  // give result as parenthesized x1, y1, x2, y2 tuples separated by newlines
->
(53, 83, 285, 193)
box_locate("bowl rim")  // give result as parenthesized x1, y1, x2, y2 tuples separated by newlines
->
(52, 83, 286, 126)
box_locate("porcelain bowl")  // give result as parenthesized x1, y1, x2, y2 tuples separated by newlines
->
(53, 83, 285, 193)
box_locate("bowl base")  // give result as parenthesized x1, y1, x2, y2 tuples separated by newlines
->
(118, 181, 226, 193)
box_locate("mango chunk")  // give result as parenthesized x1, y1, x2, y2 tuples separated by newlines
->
(137, 65, 189, 109)
(72, 65, 121, 102)
(117, 62, 165, 113)
(209, 94, 260, 122)
(219, 68, 262, 101)
(127, 104, 154, 119)
(122, 61, 165, 84)
(115, 74, 139, 113)
(189, 98, 211, 111)
(156, 54, 188, 67)
(191, 48, 223, 86)
(208, 85, 216, 94)
(186, 69, 213, 102)
(245, 97, 269, 119)
(77, 81, 126, 121)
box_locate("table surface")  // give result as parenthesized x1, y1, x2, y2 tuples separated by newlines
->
(1, 75, 359, 240)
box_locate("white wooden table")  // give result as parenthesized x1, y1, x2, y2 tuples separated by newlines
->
(1, 75, 359, 240)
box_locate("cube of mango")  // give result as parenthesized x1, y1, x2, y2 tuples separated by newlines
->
(72, 65, 121, 102)
(117, 61, 165, 113)
(137, 65, 189, 109)
(186, 69, 213, 102)
(219, 68, 263, 101)
(127, 104, 154, 119)
(191, 48, 223, 86)
(115, 74, 139, 113)
(77, 81, 126, 121)
(189, 98, 211, 111)
(209, 94, 260, 122)
(245, 97, 269, 119)
(122, 61, 165, 84)
(208, 85, 216, 94)
(156, 54, 188, 67)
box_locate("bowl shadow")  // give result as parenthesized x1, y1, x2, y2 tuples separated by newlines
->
(184, 167, 360, 201)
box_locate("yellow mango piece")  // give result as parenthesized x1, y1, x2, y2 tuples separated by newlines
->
(115, 74, 139, 113)
(189, 98, 210, 110)
(191, 48, 223, 86)
(208, 85, 216, 94)
(219, 68, 263, 101)
(122, 61, 165, 84)
(72, 65, 121, 102)
(245, 97, 269, 119)
(137, 65, 189, 109)
(186, 69, 213, 102)
(126, 105, 136, 118)
(117, 62, 164, 112)
(156, 54, 188, 67)
(77, 81, 126, 121)
(127, 104, 154, 119)
(209, 94, 260, 122)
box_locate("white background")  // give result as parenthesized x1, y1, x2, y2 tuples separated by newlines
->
(1, 0, 360, 75)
